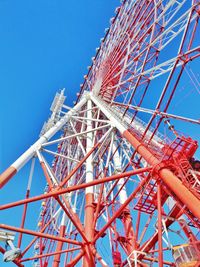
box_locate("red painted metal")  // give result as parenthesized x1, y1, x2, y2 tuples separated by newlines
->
(53, 225, 66, 267)
(0, 0, 200, 266)
(0, 166, 17, 188)
(0, 224, 82, 246)
(93, 174, 151, 243)
(157, 182, 163, 267)
(65, 250, 85, 267)
(17, 189, 30, 248)
(123, 129, 200, 220)
(0, 167, 151, 211)
(20, 247, 79, 262)
(83, 193, 95, 266)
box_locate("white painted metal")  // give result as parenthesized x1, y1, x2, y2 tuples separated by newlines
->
(71, 115, 110, 124)
(105, 132, 115, 169)
(112, 142, 128, 204)
(91, 93, 169, 153)
(27, 157, 35, 191)
(69, 120, 86, 156)
(112, 99, 200, 125)
(112, 46, 200, 88)
(60, 213, 67, 227)
(43, 149, 81, 163)
(92, 127, 114, 162)
(85, 99, 94, 194)
(93, 0, 189, 94)
(11, 95, 87, 171)
(90, 93, 126, 133)
(42, 124, 110, 147)
(36, 150, 59, 186)
(40, 90, 66, 136)
(0, 231, 15, 242)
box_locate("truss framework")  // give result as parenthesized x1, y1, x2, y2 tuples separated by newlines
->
(0, 0, 200, 266)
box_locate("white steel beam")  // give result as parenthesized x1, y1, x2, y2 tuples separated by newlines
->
(0, 95, 87, 188)
(112, 142, 128, 204)
(42, 149, 81, 163)
(86, 98, 94, 194)
(42, 124, 110, 147)
(14, 96, 87, 171)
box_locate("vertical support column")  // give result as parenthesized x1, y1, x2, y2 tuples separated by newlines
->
(112, 143, 128, 205)
(157, 181, 163, 267)
(53, 214, 67, 267)
(112, 143, 136, 254)
(83, 98, 95, 267)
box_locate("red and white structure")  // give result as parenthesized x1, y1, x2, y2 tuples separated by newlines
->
(0, 0, 200, 266)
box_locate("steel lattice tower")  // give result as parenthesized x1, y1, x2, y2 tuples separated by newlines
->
(0, 0, 200, 266)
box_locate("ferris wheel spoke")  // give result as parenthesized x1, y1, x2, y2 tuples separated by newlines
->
(112, 101, 200, 125)
(106, 45, 200, 93)
(100, 0, 190, 83)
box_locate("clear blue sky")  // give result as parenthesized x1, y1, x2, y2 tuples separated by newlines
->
(0, 0, 119, 169)
(0, 1, 119, 266)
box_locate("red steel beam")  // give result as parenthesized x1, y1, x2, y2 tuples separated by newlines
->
(17, 189, 30, 248)
(65, 250, 85, 267)
(20, 247, 80, 262)
(52, 225, 66, 267)
(0, 224, 81, 246)
(83, 192, 96, 266)
(93, 173, 151, 243)
(0, 167, 151, 211)
(40, 160, 88, 244)
(40, 161, 54, 189)
(60, 142, 100, 188)
(21, 217, 53, 256)
(157, 181, 163, 267)
(140, 204, 183, 254)
(56, 197, 88, 243)
(0, 166, 17, 189)
(123, 130, 200, 220)
(83, 99, 96, 267)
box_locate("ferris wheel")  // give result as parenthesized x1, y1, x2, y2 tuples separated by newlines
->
(0, 0, 200, 266)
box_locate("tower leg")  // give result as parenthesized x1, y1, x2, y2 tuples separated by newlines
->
(112, 143, 136, 254)
(157, 182, 163, 267)
(83, 99, 95, 267)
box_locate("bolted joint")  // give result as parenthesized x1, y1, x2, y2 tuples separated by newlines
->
(151, 161, 168, 179)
